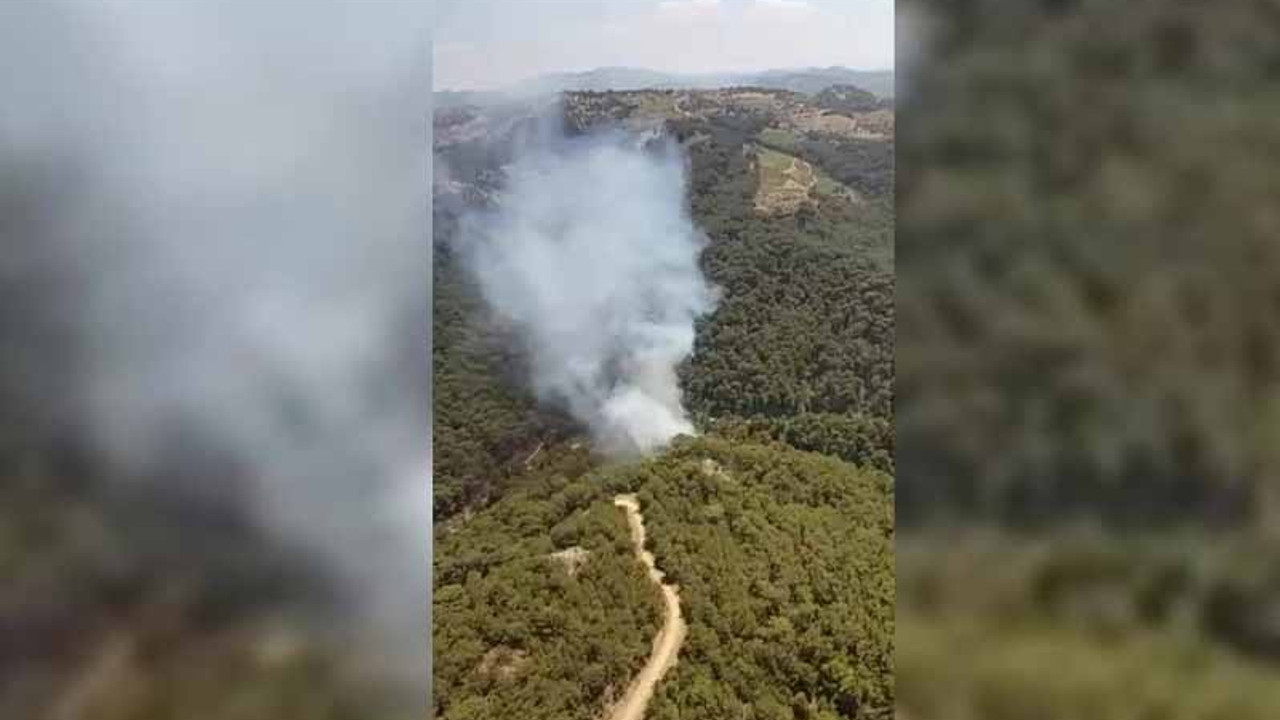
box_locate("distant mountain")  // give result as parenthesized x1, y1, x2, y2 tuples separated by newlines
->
(434, 66, 895, 106)
(526, 66, 682, 94)
(736, 67, 895, 96)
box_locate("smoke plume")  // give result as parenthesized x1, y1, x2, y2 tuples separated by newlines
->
(457, 123, 716, 455)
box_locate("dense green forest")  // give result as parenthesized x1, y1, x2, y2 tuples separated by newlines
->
(431, 435, 893, 720)
(708, 414, 893, 476)
(433, 85, 895, 719)
(673, 108, 894, 462)
(638, 438, 893, 720)
(897, 1, 1280, 717)
(432, 445, 662, 720)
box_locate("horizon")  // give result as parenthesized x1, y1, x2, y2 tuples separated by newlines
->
(432, 63, 895, 94)
(434, 0, 893, 92)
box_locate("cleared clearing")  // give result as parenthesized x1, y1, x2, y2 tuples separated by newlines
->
(752, 144, 858, 215)
(753, 145, 815, 215)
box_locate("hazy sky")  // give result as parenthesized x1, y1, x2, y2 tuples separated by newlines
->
(433, 0, 894, 91)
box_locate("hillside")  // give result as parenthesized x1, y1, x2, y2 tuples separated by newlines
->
(433, 84, 894, 719)
(432, 437, 892, 720)
(434, 86, 894, 514)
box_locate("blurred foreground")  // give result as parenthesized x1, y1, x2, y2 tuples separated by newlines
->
(898, 1, 1280, 717)
(1, 1, 427, 717)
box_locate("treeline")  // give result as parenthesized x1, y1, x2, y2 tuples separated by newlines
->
(813, 85, 891, 115)
(785, 138, 894, 201)
(708, 413, 894, 475)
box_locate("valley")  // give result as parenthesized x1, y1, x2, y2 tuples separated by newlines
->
(433, 78, 895, 720)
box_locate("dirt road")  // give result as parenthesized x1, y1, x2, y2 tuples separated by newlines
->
(607, 494, 686, 720)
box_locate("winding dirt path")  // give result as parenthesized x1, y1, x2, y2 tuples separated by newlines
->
(607, 494, 686, 720)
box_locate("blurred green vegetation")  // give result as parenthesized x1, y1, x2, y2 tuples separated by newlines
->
(898, 0, 1280, 526)
(898, 0, 1280, 716)
(898, 532, 1280, 720)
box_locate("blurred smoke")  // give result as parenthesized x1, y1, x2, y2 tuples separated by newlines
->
(895, 1, 935, 100)
(0, 0, 429, 694)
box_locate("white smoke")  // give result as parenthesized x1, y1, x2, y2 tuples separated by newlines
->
(457, 124, 716, 455)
